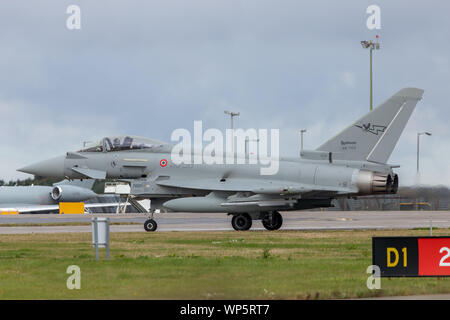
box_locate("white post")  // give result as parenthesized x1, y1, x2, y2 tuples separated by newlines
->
(92, 217, 110, 261)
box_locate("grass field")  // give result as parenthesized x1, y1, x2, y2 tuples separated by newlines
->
(0, 229, 450, 299)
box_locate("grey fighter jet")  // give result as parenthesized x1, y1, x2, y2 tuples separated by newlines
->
(0, 180, 98, 213)
(19, 88, 424, 230)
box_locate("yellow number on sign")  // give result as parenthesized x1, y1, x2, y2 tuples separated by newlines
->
(387, 247, 407, 267)
(402, 247, 407, 267)
(387, 248, 399, 267)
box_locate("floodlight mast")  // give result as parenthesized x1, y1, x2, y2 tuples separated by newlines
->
(224, 110, 240, 131)
(224, 110, 240, 154)
(361, 38, 381, 111)
(416, 132, 432, 176)
(300, 129, 307, 154)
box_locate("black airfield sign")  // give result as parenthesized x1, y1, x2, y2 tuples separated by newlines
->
(373, 237, 419, 277)
(373, 237, 450, 277)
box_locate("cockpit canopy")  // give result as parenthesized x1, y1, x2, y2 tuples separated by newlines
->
(79, 136, 168, 152)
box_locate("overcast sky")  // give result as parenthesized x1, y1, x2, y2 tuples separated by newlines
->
(0, 0, 449, 186)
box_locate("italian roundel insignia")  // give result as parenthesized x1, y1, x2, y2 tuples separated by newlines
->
(159, 159, 168, 167)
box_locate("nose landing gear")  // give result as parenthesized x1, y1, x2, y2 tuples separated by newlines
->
(144, 210, 157, 232)
(144, 218, 157, 232)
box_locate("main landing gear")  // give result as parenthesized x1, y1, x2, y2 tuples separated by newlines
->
(262, 211, 283, 231)
(231, 213, 252, 231)
(230, 211, 283, 231)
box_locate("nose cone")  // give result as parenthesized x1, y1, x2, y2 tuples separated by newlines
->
(18, 156, 65, 178)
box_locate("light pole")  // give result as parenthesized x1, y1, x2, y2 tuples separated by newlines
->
(416, 131, 432, 219)
(300, 129, 307, 154)
(245, 138, 259, 157)
(224, 110, 240, 131)
(224, 110, 240, 154)
(361, 38, 380, 111)
(417, 132, 432, 176)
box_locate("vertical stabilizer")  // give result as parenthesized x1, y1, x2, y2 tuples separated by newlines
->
(316, 88, 424, 163)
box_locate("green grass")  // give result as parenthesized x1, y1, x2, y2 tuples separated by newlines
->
(0, 229, 449, 299)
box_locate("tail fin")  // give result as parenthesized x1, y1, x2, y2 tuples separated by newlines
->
(316, 88, 424, 163)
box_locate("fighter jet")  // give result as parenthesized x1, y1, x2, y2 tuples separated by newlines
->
(19, 88, 424, 230)
(0, 180, 98, 214)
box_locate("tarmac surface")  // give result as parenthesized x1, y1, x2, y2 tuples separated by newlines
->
(0, 210, 449, 234)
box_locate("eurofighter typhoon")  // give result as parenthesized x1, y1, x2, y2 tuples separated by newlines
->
(19, 88, 424, 231)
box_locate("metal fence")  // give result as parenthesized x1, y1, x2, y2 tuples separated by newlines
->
(329, 196, 449, 211)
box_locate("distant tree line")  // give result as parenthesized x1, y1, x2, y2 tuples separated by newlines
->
(330, 185, 450, 211)
(398, 186, 450, 200)
(0, 176, 59, 187)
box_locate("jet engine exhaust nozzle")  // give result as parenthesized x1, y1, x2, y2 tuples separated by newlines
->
(356, 170, 398, 195)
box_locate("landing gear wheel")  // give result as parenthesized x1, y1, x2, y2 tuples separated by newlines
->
(231, 213, 252, 231)
(262, 211, 283, 230)
(144, 219, 157, 232)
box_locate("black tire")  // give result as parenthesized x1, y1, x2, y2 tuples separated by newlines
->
(144, 219, 157, 232)
(231, 213, 252, 231)
(262, 211, 283, 230)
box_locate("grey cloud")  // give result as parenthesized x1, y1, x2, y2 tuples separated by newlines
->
(0, 0, 448, 185)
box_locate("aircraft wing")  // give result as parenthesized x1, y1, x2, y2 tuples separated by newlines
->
(0, 203, 121, 214)
(0, 204, 61, 214)
(70, 167, 107, 179)
(54, 179, 96, 189)
(155, 177, 354, 197)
